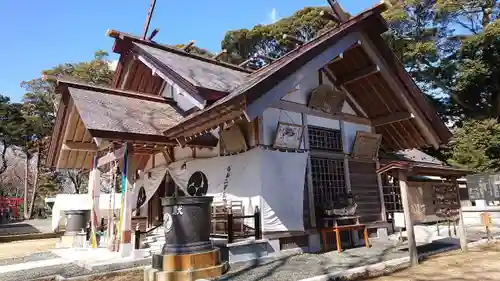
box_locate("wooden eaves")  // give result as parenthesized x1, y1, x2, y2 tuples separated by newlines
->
(46, 79, 218, 169)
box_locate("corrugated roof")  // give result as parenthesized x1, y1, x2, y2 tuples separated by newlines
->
(68, 87, 183, 136)
(134, 43, 249, 93)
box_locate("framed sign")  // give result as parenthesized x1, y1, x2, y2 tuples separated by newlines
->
(273, 122, 304, 149)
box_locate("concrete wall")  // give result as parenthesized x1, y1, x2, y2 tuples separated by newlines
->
(462, 206, 500, 227)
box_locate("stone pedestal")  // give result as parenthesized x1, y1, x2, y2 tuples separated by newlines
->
(145, 249, 226, 281)
(144, 196, 226, 281)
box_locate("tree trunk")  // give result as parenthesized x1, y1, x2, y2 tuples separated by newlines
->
(28, 151, 40, 219)
(0, 140, 8, 175)
(23, 154, 29, 220)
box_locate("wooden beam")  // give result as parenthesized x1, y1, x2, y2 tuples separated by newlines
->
(142, 0, 157, 40)
(162, 150, 173, 163)
(375, 160, 387, 222)
(245, 31, 361, 120)
(335, 65, 380, 86)
(327, 0, 350, 22)
(359, 33, 441, 148)
(183, 40, 195, 52)
(62, 141, 98, 152)
(398, 171, 418, 266)
(273, 100, 372, 126)
(452, 176, 468, 252)
(174, 110, 244, 138)
(372, 112, 414, 127)
(119, 143, 134, 256)
(213, 49, 227, 61)
(97, 146, 126, 168)
(302, 113, 316, 228)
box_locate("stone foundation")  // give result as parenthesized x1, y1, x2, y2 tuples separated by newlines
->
(144, 249, 227, 281)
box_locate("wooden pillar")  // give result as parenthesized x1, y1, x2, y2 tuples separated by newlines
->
(376, 160, 387, 221)
(339, 120, 352, 192)
(398, 171, 418, 266)
(88, 156, 101, 248)
(302, 113, 316, 227)
(119, 143, 135, 257)
(451, 177, 468, 252)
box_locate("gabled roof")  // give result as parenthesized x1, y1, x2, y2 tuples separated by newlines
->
(378, 149, 474, 177)
(157, 4, 387, 137)
(68, 86, 183, 137)
(46, 80, 218, 168)
(133, 43, 248, 93)
(108, 3, 451, 151)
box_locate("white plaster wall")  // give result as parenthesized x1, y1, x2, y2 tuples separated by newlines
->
(173, 146, 194, 162)
(262, 108, 303, 147)
(195, 147, 219, 158)
(307, 115, 340, 130)
(160, 82, 197, 111)
(281, 71, 319, 105)
(343, 122, 373, 153)
(342, 102, 356, 115)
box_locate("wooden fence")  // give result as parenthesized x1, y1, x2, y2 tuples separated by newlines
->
(210, 207, 262, 243)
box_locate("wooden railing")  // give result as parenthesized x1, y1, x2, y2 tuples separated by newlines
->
(210, 207, 262, 243)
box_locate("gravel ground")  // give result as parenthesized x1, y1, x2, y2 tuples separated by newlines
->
(219, 242, 406, 281)
(0, 238, 59, 259)
(0, 257, 151, 281)
(0, 237, 466, 281)
(370, 242, 500, 281)
(0, 252, 59, 266)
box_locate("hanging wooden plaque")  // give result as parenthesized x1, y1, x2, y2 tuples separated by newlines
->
(350, 131, 382, 160)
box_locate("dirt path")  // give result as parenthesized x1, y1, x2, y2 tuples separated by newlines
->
(370, 242, 500, 281)
(0, 238, 58, 259)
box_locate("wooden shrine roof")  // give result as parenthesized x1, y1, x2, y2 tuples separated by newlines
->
(378, 150, 474, 177)
(47, 80, 218, 169)
(108, 3, 450, 151)
(133, 42, 248, 93)
(69, 86, 183, 136)
(106, 3, 452, 153)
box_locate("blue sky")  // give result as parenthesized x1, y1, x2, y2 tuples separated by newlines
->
(0, 0, 378, 102)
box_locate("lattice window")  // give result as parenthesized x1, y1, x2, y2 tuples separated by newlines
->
(310, 157, 346, 207)
(383, 183, 403, 213)
(308, 126, 342, 151)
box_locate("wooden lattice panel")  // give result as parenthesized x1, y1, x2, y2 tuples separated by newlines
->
(350, 131, 382, 160)
(308, 84, 346, 114)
